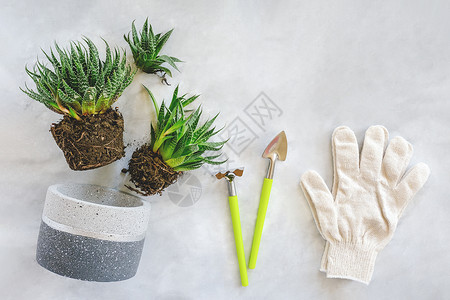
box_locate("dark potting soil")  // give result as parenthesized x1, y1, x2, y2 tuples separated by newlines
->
(125, 144, 182, 196)
(50, 108, 125, 171)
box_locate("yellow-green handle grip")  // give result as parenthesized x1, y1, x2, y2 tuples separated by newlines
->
(248, 178, 273, 269)
(228, 195, 249, 287)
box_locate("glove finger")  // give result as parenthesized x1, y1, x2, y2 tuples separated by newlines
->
(300, 171, 336, 238)
(382, 136, 413, 186)
(332, 126, 360, 179)
(360, 126, 388, 178)
(393, 163, 430, 217)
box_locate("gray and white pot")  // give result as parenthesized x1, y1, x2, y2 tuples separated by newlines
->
(36, 183, 151, 282)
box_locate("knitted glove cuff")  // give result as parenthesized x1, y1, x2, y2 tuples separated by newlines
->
(326, 243, 378, 284)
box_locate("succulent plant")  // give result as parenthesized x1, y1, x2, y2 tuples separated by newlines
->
(147, 85, 227, 171)
(124, 18, 181, 78)
(127, 85, 227, 195)
(21, 38, 135, 120)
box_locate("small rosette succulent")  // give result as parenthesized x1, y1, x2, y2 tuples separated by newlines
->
(124, 18, 181, 77)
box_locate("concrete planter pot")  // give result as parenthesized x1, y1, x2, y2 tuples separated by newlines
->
(36, 183, 151, 282)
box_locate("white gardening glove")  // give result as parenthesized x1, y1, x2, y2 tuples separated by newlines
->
(300, 125, 430, 284)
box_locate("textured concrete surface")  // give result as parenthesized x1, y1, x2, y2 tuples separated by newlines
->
(43, 184, 151, 241)
(37, 221, 145, 282)
(1, 0, 450, 299)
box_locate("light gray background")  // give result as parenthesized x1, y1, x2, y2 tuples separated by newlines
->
(1, 0, 449, 299)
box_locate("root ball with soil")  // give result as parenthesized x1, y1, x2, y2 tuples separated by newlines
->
(51, 109, 125, 170)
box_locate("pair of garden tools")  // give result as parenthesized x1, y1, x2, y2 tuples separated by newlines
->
(215, 131, 287, 286)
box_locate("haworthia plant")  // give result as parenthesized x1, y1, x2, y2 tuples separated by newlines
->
(21, 37, 136, 120)
(144, 85, 227, 171)
(124, 18, 182, 77)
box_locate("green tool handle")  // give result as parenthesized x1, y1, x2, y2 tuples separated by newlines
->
(248, 178, 273, 269)
(228, 195, 249, 287)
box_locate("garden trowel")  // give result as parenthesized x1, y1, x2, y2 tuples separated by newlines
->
(249, 131, 287, 269)
(215, 168, 248, 287)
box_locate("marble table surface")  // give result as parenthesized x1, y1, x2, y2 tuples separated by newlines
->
(1, 0, 449, 299)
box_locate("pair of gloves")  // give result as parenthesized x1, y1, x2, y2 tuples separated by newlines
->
(300, 125, 430, 284)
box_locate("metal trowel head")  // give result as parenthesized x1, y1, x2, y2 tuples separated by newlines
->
(263, 131, 287, 161)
